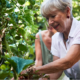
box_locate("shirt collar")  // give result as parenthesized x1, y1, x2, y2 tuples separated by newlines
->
(68, 17, 78, 38)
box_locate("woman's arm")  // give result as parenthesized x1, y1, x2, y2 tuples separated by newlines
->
(45, 56, 63, 79)
(35, 44, 80, 74)
(35, 33, 43, 67)
(35, 32, 63, 79)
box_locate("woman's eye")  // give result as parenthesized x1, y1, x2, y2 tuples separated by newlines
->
(51, 15, 55, 18)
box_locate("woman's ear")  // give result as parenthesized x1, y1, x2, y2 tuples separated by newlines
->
(66, 7, 71, 18)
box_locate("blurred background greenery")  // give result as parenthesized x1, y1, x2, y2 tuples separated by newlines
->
(0, 0, 80, 79)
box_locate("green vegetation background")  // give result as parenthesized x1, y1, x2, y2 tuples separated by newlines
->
(0, 0, 80, 79)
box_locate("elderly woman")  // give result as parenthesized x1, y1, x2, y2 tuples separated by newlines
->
(32, 0, 80, 79)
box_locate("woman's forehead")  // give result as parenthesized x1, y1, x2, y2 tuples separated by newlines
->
(45, 10, 60, 17)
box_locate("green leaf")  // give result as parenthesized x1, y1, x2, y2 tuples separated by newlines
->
(0, 71, 12, 79)
(17, 28, 25, 36)
(10, 46, 19, 55)
(5, 53, 11, 58)
(18, 44, 28, 52)
(1, 64, 10, 71)
(6, 1, 11, 8)
(10, 56, 33, 74)
(3, 38, 13, 56)
(7, 58, 17, 70)
(15, 35, 21, 40)
(28, 34, 36, 40)
(29, 0, 35, 5)
(24, 10, 34, 24)
(19, 6, 23, 9)
(18, 0, 26, 5)
(1, 0, 6, 5)
(6, 8, 14, 13)
(1, 64, 6, 70)
(29, 46, 34, 54)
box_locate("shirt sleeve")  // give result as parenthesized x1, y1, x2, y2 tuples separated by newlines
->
(72, 31, 80, 45)
(51, 35, 60, 57)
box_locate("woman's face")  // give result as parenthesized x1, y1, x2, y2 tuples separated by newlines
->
(46, 9, 69, 33)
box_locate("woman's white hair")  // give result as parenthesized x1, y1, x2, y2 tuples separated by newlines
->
(41, 0, 72, 17)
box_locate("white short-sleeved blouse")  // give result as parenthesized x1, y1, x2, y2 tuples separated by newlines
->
(51, 18, 80, 79)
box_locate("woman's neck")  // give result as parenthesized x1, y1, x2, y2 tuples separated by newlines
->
(63, 18, 73, 41)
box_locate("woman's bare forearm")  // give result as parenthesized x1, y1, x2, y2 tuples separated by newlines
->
(36, 58, 70, 74)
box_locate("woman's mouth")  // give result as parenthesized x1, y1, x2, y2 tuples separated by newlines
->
(54, 24, 59, 29)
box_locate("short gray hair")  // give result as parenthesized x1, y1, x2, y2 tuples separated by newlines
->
(41, 0, 72, 17)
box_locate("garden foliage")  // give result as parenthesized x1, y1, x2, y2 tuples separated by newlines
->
(0, 0, 80, 79)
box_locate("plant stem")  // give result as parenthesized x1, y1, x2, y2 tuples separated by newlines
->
(13, 69, 18, 80)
